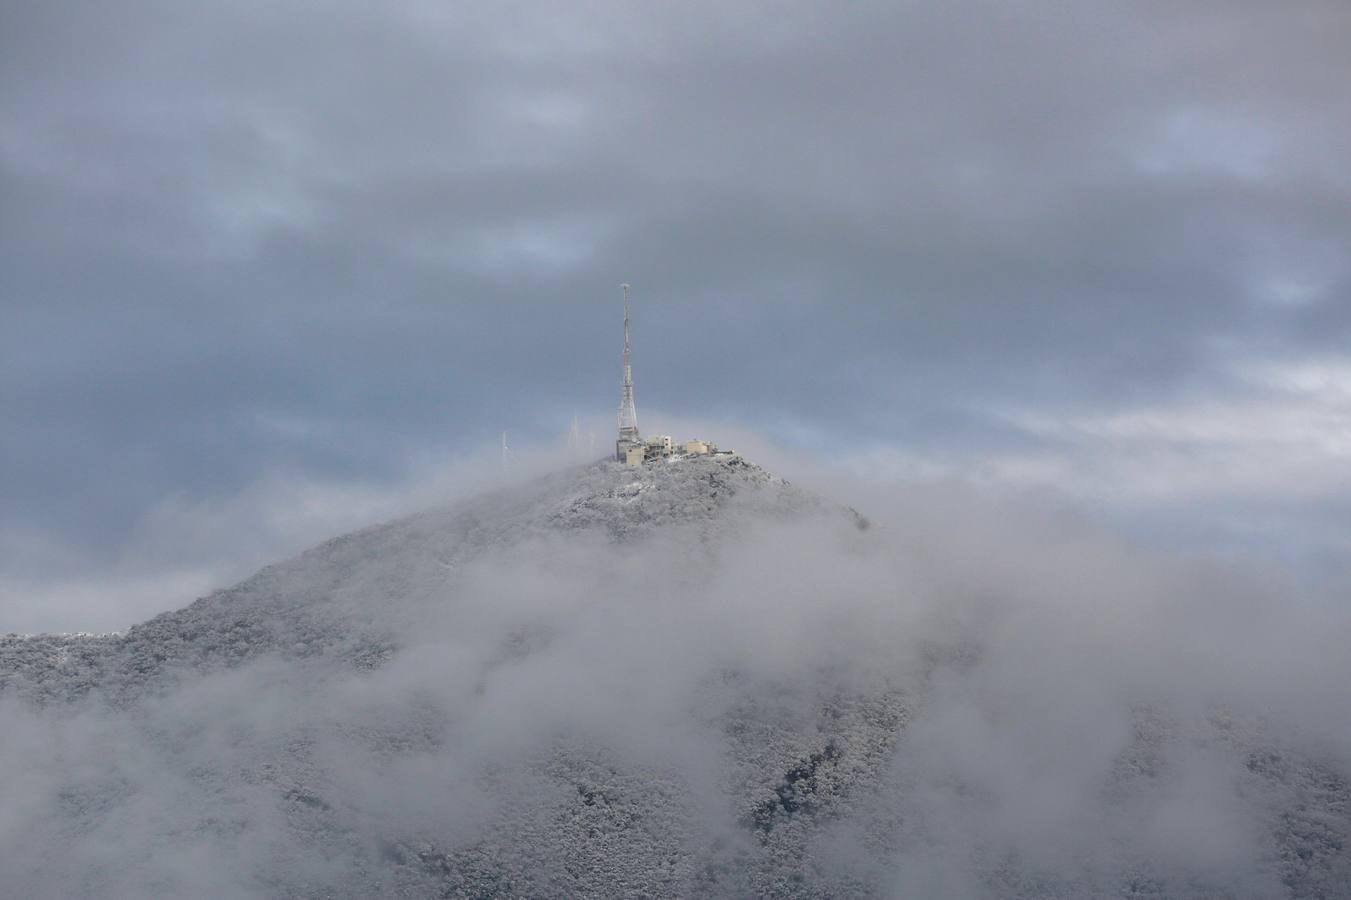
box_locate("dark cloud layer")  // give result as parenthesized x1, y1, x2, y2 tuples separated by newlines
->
(3, 1, 1349, 627)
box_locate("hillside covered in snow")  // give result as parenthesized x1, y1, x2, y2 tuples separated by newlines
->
(2, 454, 1349, 898)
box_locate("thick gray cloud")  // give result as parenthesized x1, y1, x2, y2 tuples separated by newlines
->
(3, 0, 1349, 628)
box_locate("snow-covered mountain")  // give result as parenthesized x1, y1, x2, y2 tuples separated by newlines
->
(2, 455, 1348, 898)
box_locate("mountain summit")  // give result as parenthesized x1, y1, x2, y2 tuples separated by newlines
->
(3, 455, 1348, 898)
(3, 455, 844, 703)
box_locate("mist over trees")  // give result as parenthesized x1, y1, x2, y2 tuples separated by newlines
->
(2, 455, 1348, 897)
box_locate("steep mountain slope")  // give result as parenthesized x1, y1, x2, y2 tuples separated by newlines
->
(2, 455, 1348, 898)
(2, 456, 832, 701)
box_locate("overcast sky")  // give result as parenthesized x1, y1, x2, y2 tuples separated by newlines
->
(3, 0, 1350, 631)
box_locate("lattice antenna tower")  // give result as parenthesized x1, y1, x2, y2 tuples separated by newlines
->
(617, 283, 640, 444)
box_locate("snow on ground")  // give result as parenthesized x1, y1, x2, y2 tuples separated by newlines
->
(2, 455, 1348, 898)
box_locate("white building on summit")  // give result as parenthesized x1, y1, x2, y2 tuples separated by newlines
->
(612, 283, 726, 466)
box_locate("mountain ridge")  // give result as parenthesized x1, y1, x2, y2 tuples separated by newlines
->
(2, 455, 839, 706)
(2, 454, 1347, 898)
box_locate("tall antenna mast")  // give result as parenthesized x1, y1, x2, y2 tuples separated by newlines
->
(616, 283, 641, 455)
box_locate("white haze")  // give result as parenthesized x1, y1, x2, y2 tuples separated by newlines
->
(2, 442, 1348, 896)
(5, 410, 1346, 635)
(0, 441, 570, 634)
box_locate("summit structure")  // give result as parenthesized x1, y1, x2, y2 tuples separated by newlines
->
(615, 283, 641, 461)
(613, 283, 727, 465)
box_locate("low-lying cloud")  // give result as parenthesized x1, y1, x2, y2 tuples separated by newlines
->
(2, 451, 1347, 896)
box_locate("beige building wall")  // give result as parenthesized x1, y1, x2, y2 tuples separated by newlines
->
(625, 445, 647, 466)
(684, 439, 711, 455)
